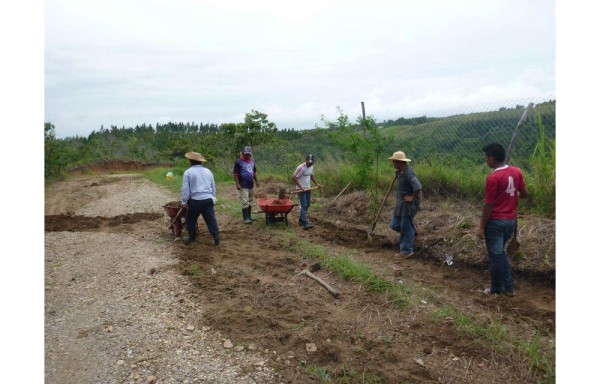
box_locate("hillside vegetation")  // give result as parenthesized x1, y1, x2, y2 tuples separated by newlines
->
(45, 100, 555, 216)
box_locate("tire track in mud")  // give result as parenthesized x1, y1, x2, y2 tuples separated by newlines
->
(45, 212, 163, 232)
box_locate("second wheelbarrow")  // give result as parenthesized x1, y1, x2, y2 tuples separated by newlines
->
(256, 197, 297, 226)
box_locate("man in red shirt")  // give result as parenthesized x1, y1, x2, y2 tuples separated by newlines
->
(478, 143, 528, 296)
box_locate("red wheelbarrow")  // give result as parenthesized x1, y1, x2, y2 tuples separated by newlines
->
(162, 201, 198, 237)
(256, 197, 297, 226)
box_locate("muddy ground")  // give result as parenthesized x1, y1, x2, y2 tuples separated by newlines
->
(45, 169, 555, 383)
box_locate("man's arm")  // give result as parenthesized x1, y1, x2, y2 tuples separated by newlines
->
(181, 172, 190, 206)
(403, 189, 421, 202)
(233, 162, 241, 190)
(310, 175, 320, 187)
(292, 175, 304, 190)
(519, 184, 528, 198)
(253, 165, 259, 187)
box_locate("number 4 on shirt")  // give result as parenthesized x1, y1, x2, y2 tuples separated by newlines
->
(505, 176, 516, 196)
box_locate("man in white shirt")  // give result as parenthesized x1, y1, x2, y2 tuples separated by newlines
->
(292, 154, 321, 229)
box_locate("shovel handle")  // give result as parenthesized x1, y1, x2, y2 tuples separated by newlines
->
(289, 185, 322, 194)
(168, 207, 184, 229)
(369, 173, 398, 234)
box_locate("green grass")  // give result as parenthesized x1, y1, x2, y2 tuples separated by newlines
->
(528, 114, 556, 217)
(433, 305, 555, 382)
(144, 167, 183, 194)
(290, 240, 411, 307)
(303, 363, 384, 384)
(181, 264, 202, 276)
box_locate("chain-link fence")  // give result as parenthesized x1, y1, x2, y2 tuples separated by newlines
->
(254, 96, 556, 177)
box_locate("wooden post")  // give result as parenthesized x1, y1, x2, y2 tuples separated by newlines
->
(361, 101, 366, 120)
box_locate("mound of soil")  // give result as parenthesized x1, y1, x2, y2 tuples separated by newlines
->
(69, 160, 174, 173)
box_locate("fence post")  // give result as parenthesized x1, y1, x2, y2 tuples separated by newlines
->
(506, 102, 534, 163)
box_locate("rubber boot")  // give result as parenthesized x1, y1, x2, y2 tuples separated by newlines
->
(243, 207, 252, 224)
(241, 208, 247, 223)
(212, 233, 220, 246)
(182, 233, 196, 245)
(248, 206, 255, 222)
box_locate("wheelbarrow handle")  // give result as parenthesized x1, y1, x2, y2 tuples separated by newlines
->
(168, 207, 184, 229)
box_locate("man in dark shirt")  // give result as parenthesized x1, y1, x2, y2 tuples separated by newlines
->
(388, 151, 422, 257)
(233, 146, 259, 224)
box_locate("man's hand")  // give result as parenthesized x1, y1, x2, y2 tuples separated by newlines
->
(477, 227, 484, 239)
(182, 203, 188, 208)
(403, 195, 415, 202)
(236, 185, 241, 190)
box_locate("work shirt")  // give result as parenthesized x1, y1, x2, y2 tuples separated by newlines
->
(394, 166, 422, 217)
(294, 162, 314, 189)
(233, 157, 257, 189)
(181, 165, 217, 204)
(485, 164, 526, 220)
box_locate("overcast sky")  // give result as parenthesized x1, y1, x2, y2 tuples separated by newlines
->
(45, 0, 555, 138)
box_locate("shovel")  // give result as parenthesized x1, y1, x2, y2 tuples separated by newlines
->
(367, 173, 397, 242)
(506, 219, 520, 259)
(168, 207, 184, 229)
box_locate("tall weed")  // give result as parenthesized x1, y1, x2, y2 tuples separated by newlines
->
(528, 115, 556, 217)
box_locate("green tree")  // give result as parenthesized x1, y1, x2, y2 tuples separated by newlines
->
(220, 110, 279, 156)
(44, 122, 60, 178)
(321, 107, 386, 199)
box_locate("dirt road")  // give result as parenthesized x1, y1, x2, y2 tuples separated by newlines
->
(45, 172, 555, 383)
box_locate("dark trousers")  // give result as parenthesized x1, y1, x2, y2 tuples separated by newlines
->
(484, 219, 515, 294)
(186, 198, 220, 238)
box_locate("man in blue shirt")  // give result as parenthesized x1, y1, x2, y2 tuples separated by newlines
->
(181, 151, 220, 246)
(233, 146, 260, 224)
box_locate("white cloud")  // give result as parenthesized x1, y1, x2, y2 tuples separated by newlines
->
(45, 0, 555, 138)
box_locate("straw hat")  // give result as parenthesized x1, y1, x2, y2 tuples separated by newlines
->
(185, 151, 206, 162)
(388, 151, 411, 162)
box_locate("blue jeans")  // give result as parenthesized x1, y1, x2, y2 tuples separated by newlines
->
(186, 198, 220, 238)
(390, 215, 415, 254)
(297, 191, 311, 225)
(484, 219, 515, 294)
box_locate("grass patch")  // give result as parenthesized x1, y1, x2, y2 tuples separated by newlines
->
(181, 264, 202, 276)
(144, 167, 182, 194)
(290, 240, 411, 307)
(433, 305, 554, 382)
(303, 363, 384, 384)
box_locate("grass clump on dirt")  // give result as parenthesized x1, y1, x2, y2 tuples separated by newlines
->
(433, 305, 555, 383)
(301, 362, 384, 384)
(290, 240, 411, 307)
(181, 264, 202, 276)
